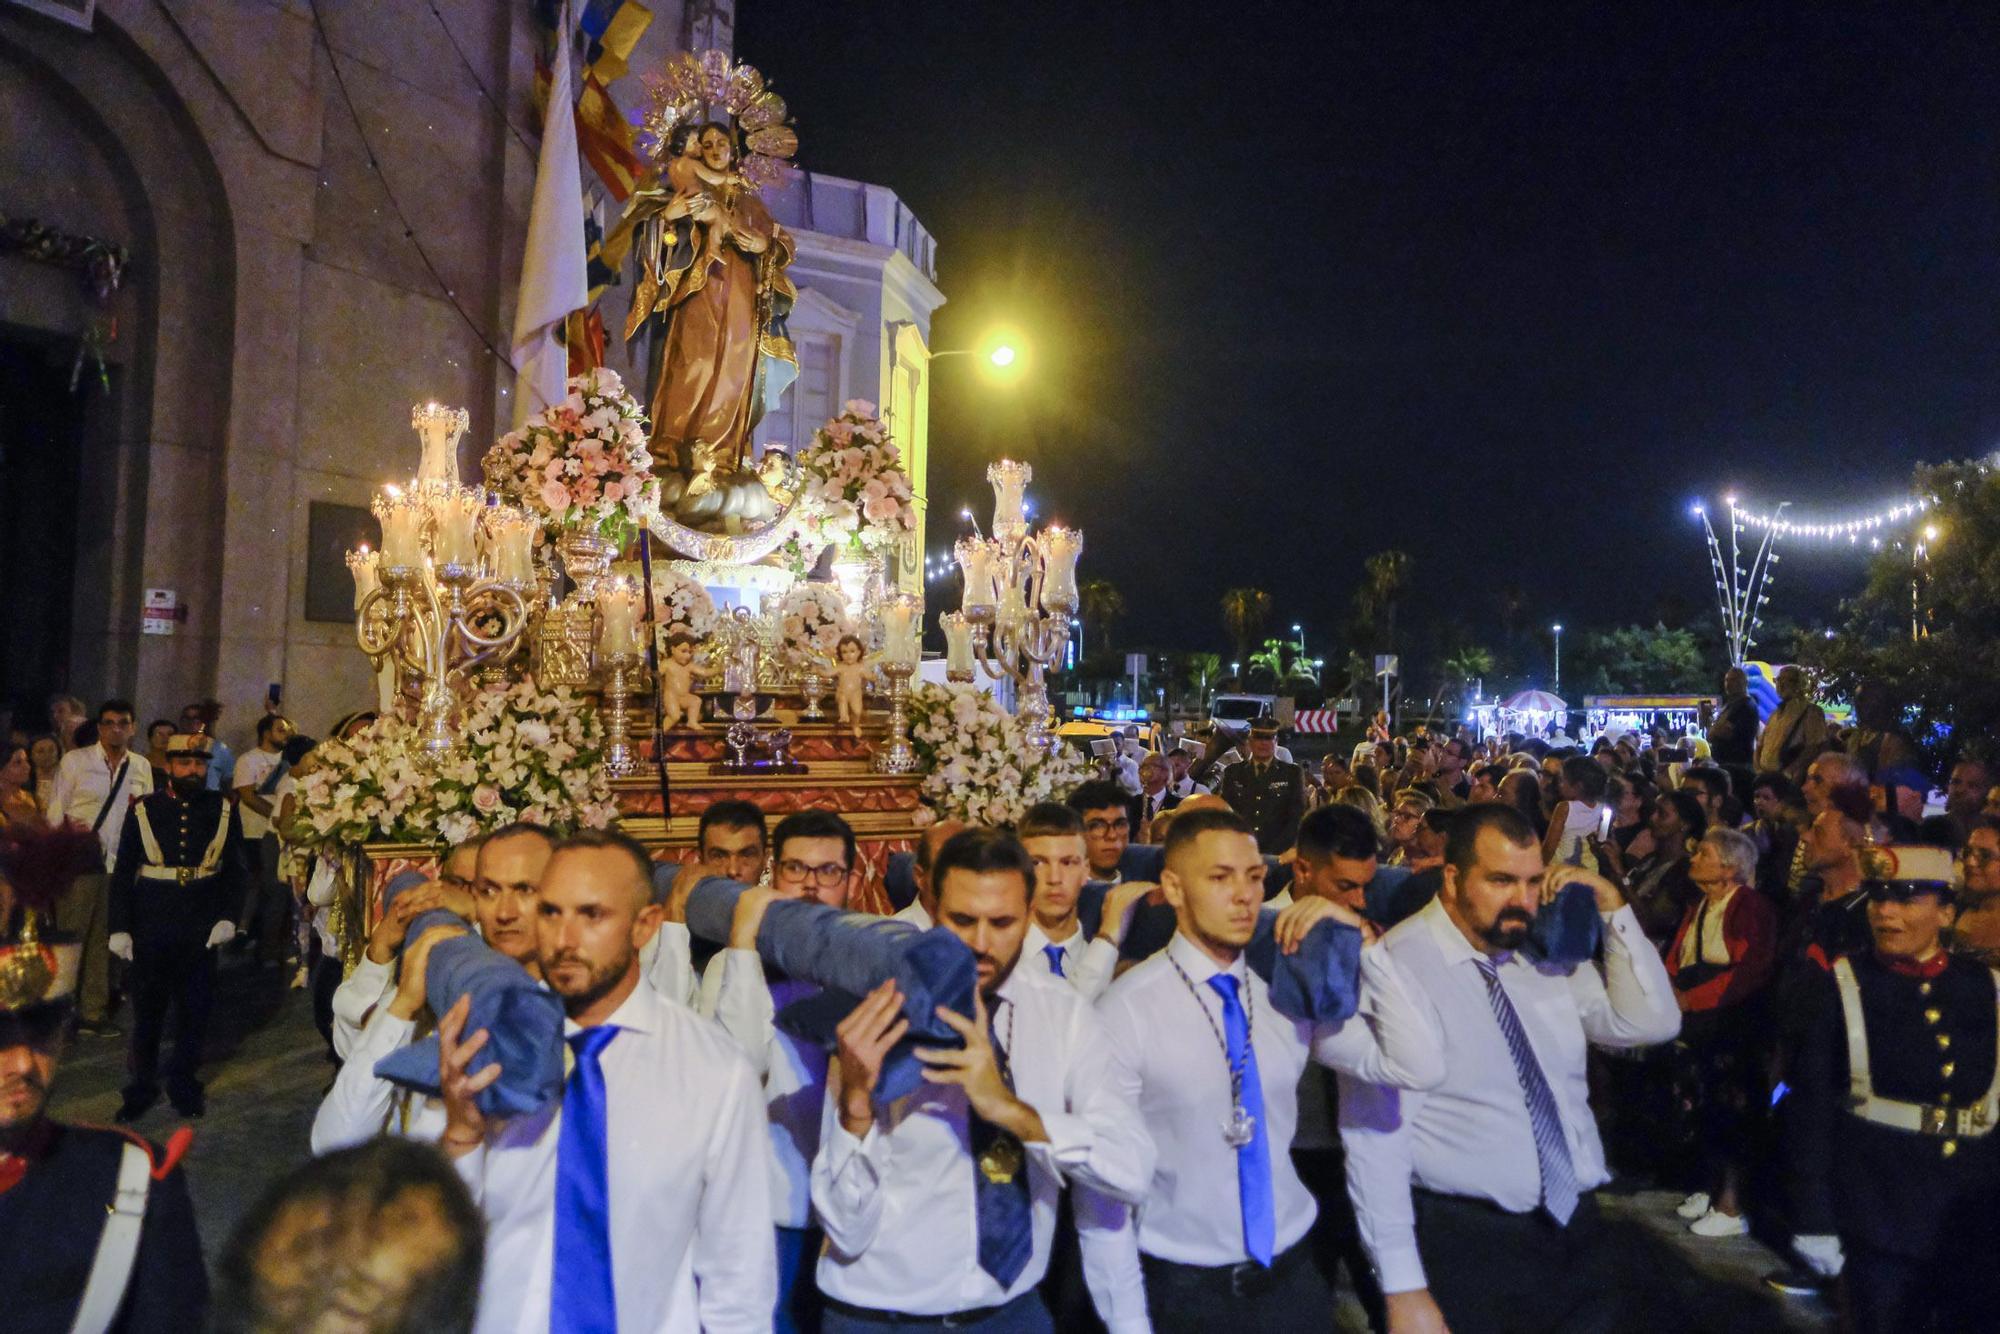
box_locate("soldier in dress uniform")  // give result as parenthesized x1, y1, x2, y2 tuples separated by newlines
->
(0, 826, 208, 1331)
(106, 733, 247, 1122)
(1215, 716, 1307, 855)
(1784, 844, 2000, 1333)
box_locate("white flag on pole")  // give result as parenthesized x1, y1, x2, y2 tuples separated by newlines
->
(511, 1, 588, 427)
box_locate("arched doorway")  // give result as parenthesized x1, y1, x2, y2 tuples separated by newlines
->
(0, 11, 235, 726)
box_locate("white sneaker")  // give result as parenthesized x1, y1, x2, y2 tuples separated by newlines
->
(1690, 1209, 1749, 1238)
(1675, 1191, 1711, 1220)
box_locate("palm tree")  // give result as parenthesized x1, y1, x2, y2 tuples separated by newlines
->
(1078, 579, 1126, 655)
(1246, 637, 1287, 685)
(1220, 587, 1272, 667)
(1181, 651, 1223, 709)
(1438, 644, 1496, 718)
(1354, 550, 1413, 650)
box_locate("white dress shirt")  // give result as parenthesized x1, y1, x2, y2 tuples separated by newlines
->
(812, 964, 1154, 1320)
(1339, 897, 1680, 1294)
(310, 1005, 447, 1152)
(1137, 786, 1175, 826)
(1237, 891, 1353, 1152)
(330, 955, 397, 1060)
(701, 948, 829, 1229)
(1088, 932, 1444, 1273)
(640, 919, 699, 1007)
(892, 899, 933, 930)
(50, 742, 153, 868)
(1022, 919, 1118, 1003)
(458, 977, 775, 1333)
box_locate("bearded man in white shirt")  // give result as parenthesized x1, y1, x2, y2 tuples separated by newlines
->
(815, 827, 1154, 1332)
(437, 828, 776, 1332)
(1339, 802, 1680, 1334)
(48, 696, 152, 1035)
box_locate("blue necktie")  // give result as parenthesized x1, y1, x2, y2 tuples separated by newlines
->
(1474, 958, 1579, 1223)
(1043, 943, 1066, 978)
(1208, 974, 1275, 1266)
(970, 1001, 1033, 1288)
(553, 1026, 620, 1334)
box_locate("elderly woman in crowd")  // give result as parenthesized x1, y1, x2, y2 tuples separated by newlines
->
(1951, 815, 2000, 964)
(1667, 827, 1779, 1239)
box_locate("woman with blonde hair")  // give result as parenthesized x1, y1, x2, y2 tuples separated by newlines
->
(1333, 783, 1389, 857)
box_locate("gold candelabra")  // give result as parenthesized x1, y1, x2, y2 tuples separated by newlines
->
(348, 405, 534, 762)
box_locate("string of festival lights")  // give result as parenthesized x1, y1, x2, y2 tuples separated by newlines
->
(1725, 493, 1932, 544)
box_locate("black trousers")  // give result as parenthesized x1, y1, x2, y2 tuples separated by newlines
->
(1293, 1146, 1386, 1332)
(1139, 1238, 1329, 1334)
(1038, 1187, 1105, 1334)
(309, 945, 342, 1057)
(1413, 1192, 1621, 1334)
(1846, 1242, 1999, 1334)
(125, 933, 215, 1100)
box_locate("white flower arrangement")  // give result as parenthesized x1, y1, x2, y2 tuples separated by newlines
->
(287, 677, 619, 850)
(648, 565, 720, 642)
(776, 581, 853, 664)
(904, 682, 1091, 828)
(783, 401, 917, 569)
(482, 367, 659, 546)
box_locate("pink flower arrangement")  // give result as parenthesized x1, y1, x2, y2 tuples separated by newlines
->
(776, 582, 853, 663)
(784, 403, 917, 570)
(483, 368, 659, 546)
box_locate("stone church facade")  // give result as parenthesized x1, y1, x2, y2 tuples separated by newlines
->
(0, 0, 940, 745)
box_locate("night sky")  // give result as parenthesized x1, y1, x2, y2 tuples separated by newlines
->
(735, 2, 2000, 666)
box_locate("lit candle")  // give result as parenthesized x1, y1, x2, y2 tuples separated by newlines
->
(597, 578, 641, 656)
(956, 537, 997, 613)
(1039, 525, 1083, 610)
(881, 597, 920, 666)
(412, 402, 469, 487)
(987, 459, 1032, 531)
(432, 487, 483, 567)
(487, 507, 536, 584)
(942, 611, 974, 676)
(376, 489, 425, 569)
(346, 546, 380, 609)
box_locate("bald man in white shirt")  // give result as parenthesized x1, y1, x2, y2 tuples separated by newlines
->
(1086, 805, 1444, 1332)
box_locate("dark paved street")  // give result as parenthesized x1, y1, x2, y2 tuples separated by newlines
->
(49, 957, 1839, 1330)
(48, 954, 333, 1266)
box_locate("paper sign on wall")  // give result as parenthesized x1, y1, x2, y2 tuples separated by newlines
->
(143, 588, 180, 636)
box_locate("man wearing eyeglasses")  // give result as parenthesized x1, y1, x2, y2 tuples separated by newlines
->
(703, 809, 859, 1332)
(1383, 789, 1436, 868)
(1067, 780, 1137, 884)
